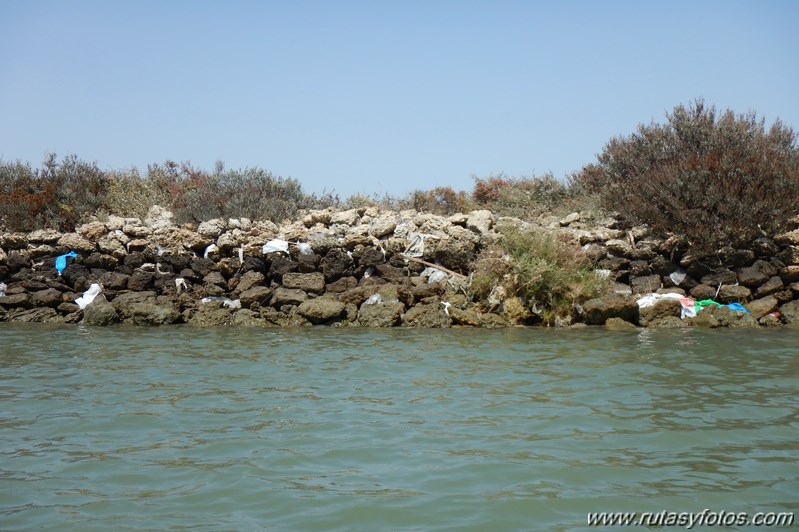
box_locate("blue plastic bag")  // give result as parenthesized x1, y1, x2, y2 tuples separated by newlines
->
(55, 251, 78, 275)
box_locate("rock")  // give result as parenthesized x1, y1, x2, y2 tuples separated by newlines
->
(77, 221, 108, 241)
(781, 265, 799, 283)
(83, 298, 119, 326)
(737, 260, 778, 287)
(197, 218, 226, 238)
(112, 291, 157, 305)
(297, 298, 346, 323)
(303, 209, 333, 227)
(716, 285, 751, 303)
(269, 287, 307, 307)
(780, 246, 799, 266)
(401, 303, 450, 328)
(321, 248, 355, 281)
(7, 307, 61, 323)
(357, 301, 405, 327)
(448, 307, 482, 327)
(117, 301, 180, 325)
(559, 212, 580, 226)
(605, 317, 637, 329)
(202, 271, 226, 288)
(97, 232, 129, 259)
(330, 208, 361, 226)
(466, 210, 495, 235)
(774, 228, 799, 246)
(638, 298, 681, 327)
(6, 250, 31, 273)
(266, 254, 298, 282)
(187, 305, 234, 326)
(127, 271, 155, 291)
(779, 300, 799, 326)
(238, 286, 273, 308)
(0, 292, 31, 308)
(31, 288, 63, 308)
(692, 309, 720, 328)
(630, 274, 661, 295)
(747, 296, 778, 320)
(27, 229, 63, 244)
(233, 271, 265, 295)
(689, 284, 717, 300)
(326, 276, 358, 293)
(56, 233, 96, 253)
(232, 309, 263, 326)
(605, 239, 633, 257)
(753, 276, 783, 298)
(478, 313, 509, 328)
(83, 252, 119, 270)
(583, 295, 639, 325)
(144, 205, 174, 230)
(282, 272, 326, 294)
(369, 214, 398, 238)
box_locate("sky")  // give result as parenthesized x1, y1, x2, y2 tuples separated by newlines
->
(1, 1, 797, 198)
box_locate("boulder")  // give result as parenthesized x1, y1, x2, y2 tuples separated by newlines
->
(638, 298, 681, 327)
(83, 298, 119, 326)
(57, 233, 96, 253)
(716, 284, 751, 303)
(282, 272, 326, 294)
(31, 288, 63, 308)
(753, 276, 784, 298)
(369, 214, 398, 238)
(7, 307, 61, 323)
(27, 229, 63, 244)
(238, 286, 273, 308)
(0, 292, 31, 309)
(234, 270, 266, 295)
(330, 208, 361, 226)
(127, 271, 156, 291)
(297, 298, 347, 323)
(401, 303, 450, 328)
(357, 301, 405, 327)
(321, 248, 355, 281)
(143, 205, 174, 230)
(630, 274, 661, 295)
(747, 296, 778, 320)
(116, 301, 180, 325)
(780, 300, 799, 326)
(269, 287, 307, 307)
(466, 210, 495, 235)
(77, 221, 108, 241)
(774, 228, 799, 246)
(737, 260, 778, 287)
(197, 218, 226, 238)
(582, 295, 639, 325)
(605, 317, 637, 329)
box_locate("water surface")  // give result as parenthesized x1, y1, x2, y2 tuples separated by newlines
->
(1, 324, 797, 530)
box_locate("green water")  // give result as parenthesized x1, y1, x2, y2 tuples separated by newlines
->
(0, 325, 796, 531)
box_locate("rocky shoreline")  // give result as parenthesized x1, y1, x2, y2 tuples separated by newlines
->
(1, 206, 798, 328)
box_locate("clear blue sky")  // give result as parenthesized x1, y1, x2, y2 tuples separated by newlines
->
(2, 1, 797, 197)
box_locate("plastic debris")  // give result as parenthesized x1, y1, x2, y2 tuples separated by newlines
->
(363, 266, 375, 278)
(404, 233, 425, 258)
(55, 251, 78, 275)
(364, 293, 382, 305)
(669, 268, 687, 286)
(421, 266, 448, 284)
(694, 299, 750, 315)
(262, 239, 289, 255)
(441, 301, 451, 316)
(175, 277, 188, 293)
(238, 247, 245, 264)
(679, 297, 697, 319)
(636, 292, 683, 308)
(0, 282, 6, 297)
(200, 296, 241, 309)
(203, 244, 218, 259)
(595, 269, 611, 279)
(75, 283, 102, 310)
(296, 242, 314, 255)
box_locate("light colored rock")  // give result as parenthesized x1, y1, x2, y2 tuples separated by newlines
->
(357, 301, 405, 327)
(369, 214, 398, 238)
(303, 209, 333, 227)
(197, 218, 226, 238)
(97, 232, 129, 259)
(76, 221, 108, 241)
(559, 212, 580, 226)
(143, 205, 174, 230)
(297, 298, 346, 323)
(282, 272, 326, 294)
(57, 233, 96, 253)
(27, 229, 63, 244)
(330, 208, 361, 226)
(123, 223, 151, 238)
(466, 210, 495, 235)
(747, 296, 778, 320)
(774, 228, 799, 246)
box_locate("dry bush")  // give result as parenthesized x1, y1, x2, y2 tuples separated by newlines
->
(578, 99, 799, 255)
(411, 186, 472, 215)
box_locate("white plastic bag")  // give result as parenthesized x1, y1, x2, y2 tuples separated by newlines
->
(262, 239, 289, 254)
(364, 293, 382, 305)
(75, 283, 102, 310)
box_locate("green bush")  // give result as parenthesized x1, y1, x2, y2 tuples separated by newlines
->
(578, 99, 799, 254)
(471, 224, 609, 324)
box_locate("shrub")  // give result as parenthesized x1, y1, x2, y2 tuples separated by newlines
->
(580, 99, 799, 254)
(471, 223, 609, 324)
(472, 173, 596, 220)
(105, 167, 172, 219)
(411, 186, 472, 215)
(0, 154, 107, 231)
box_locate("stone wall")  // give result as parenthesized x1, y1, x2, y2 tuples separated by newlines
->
(1, 206, 798, 328)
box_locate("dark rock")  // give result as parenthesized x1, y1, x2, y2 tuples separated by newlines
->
(326, 276, 358, 293)
(112, 291, 157, 305)
(160, 251, 193, 273)
(83, 252, 118, 270)
(321, 249, 355, 281)
(449, 307, 482, 327)
(737, 260, 778, 287)
(354, 248, 385, 268)
(629, 260, 651, 277)
(83, 298, 119, 326)
(239, 286, 273, 308)
(297, 298, 347, 323)
(375, 263, 406, 282)
(31, 288, 63, 308)
(583, 295, 639, 325)
(202, 271, 226, 287)
(701, 270, 738, 286)
(61, 263, 91, 287)
(0, 292, 31, 309)
(100, 272, 131, 291)
(297, 253, 320, 273)
(605, 317, 637, 329)
(239, 256, 267, 275)
(190, 257, 215, 277)
(6, 250, 31, 273)
(58, 302, 79, 314)
(357, 301, 404, 327)
(410, 283, 441, 302)
(689, 284, 717, 300)
(233, 270, 266, 295)
(753, 276, 783, 298)
(232, 309, 263, 326)
(478, 313, 509, 328)
(186, 305, 234, 326)
(179, 268, 202, 283)
(401, 303, 450, 328)
(127, 271, 155, 291)
(123, 252, 149, 270)
(338, 285, 379, 306)
(638, 298, 681, 327)
(269, 287, 307, 307)
(267, 254, 299, 282)
(779, 300, 799, 326)
(630, 274, 661, 295)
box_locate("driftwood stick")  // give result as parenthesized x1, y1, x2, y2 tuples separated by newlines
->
(398, 254, 468, 279)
